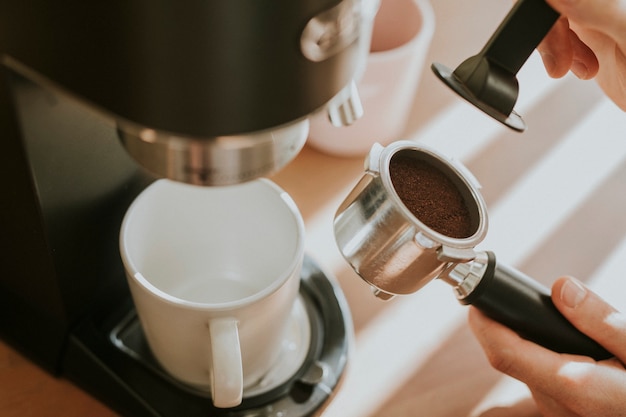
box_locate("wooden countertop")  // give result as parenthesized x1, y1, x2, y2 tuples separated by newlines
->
(3, 1, 626, 416)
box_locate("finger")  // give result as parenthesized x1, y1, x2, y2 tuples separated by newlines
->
(550, 359, 626, 416)
(551, 277, 626, 364)
(617, 43, 626, 94)
(470, 307, 626, 416)
(568, 29, 599, 79)
(475, 397, 541, 417)
(546, 0, 626, 44)
(468, 308, 579, 386)
(468, 308, 596, 395)
(530, 390, 580, 417)
(538, 17, 574, 77)
(575, 28, 626, 110)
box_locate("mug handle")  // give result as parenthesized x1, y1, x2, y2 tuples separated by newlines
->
(208, 318, 243, 408)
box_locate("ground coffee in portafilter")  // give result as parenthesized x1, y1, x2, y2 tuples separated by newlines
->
(389, 155, 473, 239)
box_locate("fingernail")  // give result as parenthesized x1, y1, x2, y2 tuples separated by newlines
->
(560, 278, 587, 309)
(572, 60, 589, 79)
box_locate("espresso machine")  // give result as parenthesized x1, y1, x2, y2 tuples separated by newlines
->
(0, 1, 377, 415)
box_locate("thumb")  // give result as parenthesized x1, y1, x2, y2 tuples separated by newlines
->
(551, 276, 626, 363)
(546, 0, 626, 42)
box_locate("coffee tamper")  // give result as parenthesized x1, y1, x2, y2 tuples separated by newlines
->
(334, 141, 611, 360)
(431, 0, 560, 131)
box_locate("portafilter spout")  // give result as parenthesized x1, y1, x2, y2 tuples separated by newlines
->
(334, 141, 611, 360)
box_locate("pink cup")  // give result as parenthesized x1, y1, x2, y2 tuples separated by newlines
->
(307, 0, 434, 157)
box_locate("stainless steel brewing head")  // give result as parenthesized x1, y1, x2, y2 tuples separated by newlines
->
(117, 119, 309, 186)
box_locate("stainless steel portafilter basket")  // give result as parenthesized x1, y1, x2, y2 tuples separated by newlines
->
(334, 141, 611, 360)
(334, 141, 488, 299)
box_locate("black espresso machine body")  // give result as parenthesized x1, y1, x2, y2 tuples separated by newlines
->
(0, 1, 366, 415)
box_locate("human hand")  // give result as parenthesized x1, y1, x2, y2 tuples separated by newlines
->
(469, 276, 626, 417)
(537, 0, 626, 110)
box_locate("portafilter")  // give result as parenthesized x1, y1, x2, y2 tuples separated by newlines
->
(334, 141, 610, 360)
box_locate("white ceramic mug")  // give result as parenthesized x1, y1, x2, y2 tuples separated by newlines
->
(307, 0, 435, 156)
(119, 179, 305, 408)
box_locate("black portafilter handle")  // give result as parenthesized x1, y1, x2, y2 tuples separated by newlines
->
(457, 251, 612, 361)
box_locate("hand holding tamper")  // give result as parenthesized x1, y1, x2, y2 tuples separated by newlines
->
(431, 0, 560, 131)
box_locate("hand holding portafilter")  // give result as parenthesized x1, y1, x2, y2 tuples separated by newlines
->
(431, 0, 560, 131)
(334, 141, 611, 360)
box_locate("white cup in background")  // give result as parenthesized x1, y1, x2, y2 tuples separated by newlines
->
(307, 0, 435, 157)
(119, 179, 305, 408)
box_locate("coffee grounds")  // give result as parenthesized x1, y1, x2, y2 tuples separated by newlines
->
(389, 155, 473, 238)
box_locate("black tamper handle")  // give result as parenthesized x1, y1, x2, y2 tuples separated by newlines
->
(475, 0, 560, 76)
(460, 251, 612, 361)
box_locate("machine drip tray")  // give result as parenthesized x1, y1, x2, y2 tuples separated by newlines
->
(65, 255, 351, 417)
